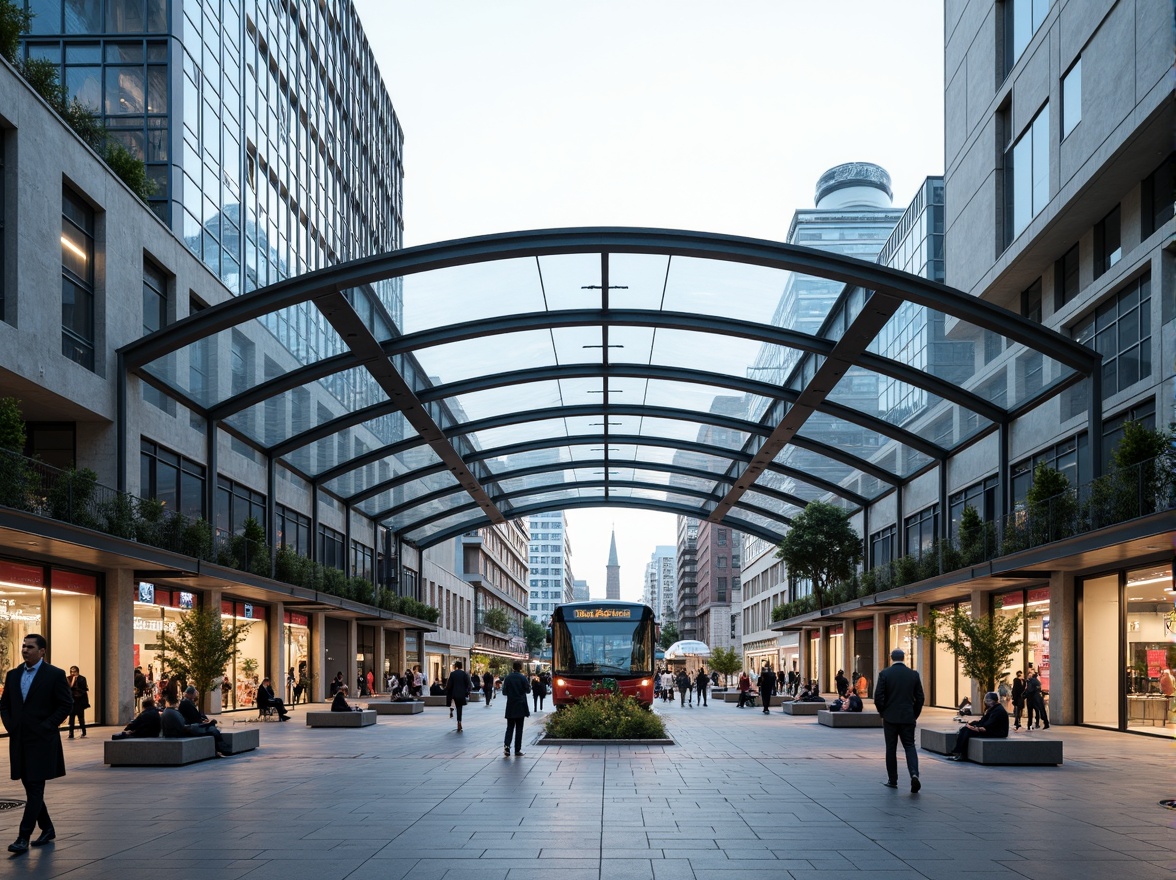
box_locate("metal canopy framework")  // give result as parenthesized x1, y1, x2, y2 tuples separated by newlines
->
(119, 228, 1100, 549)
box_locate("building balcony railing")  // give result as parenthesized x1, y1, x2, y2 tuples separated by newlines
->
(773, 453, 1175, 622)
(0, 448, 438, 623)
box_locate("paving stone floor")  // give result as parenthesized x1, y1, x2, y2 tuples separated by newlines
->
(2, 697, 1174, 879)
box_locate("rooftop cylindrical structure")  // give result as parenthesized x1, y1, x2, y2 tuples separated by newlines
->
(814, 162, 893, 209)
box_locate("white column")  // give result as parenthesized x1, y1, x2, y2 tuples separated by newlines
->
(104, 568, 136, 725)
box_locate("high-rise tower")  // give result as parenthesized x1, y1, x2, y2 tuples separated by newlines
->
(605, 530, 621, 600)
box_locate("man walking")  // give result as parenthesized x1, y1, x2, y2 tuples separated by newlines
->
(500, 660, 530, 757)
(757, 663, 776, 714)
(445, 660, 473, 733)
(0, 634, 73, 854)
(694, 667, 709, 707)
(874, 648, 924, 793)
(482, 669, 495, 706)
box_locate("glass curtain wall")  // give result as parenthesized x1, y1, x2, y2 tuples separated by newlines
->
(852, 620, 873, 697)
(1125, 563, 1174, 732)
(283, 611, 309, 703)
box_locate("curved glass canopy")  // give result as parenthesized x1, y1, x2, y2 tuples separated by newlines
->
(120, 228, 1098, 548)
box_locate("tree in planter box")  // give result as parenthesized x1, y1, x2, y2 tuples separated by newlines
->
(708, 646, 742, 688)
(156, 604, 252, 711)
(1025, 463, 1076, 547)
(911, 606, 1023, 694)
(0, 396, 31, 512)
(483, 606, 511, 633)
(775, 501, 862, 610)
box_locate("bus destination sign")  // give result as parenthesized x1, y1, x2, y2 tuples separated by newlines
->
(572, 607, 635, 620)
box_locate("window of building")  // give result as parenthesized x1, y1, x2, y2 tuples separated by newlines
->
(141, 259, 174, 413)
(904, 505, 939, 558)
(1022, 279, 1042, 323)
(61, 187, 96, 370)
(869, 524, 896, 569)
(318, 525, 345, 571)
(1061, 57, 1081, 138)
(1141, 152, 1174, 239)
(1094, 205, 1122, 278)
(1016, 351, 1043, 397)
(351, 540, 373, 581)
(1003, 0, 1050, 75)
(1011, 433, 1086, 504)
(276, 504, 310, 556)
(949, 476, 998, 542)
(1005, 104, 1050, 245)
(717, 529, 727, 545)
(1054, 243, 1079, 310)
(140, 439, 205, 520)
(1073, 272, 1151, 400)
(716, 577, 727, 603)
(1101, 398, 1155, 469)
(215, 476, 265, 538)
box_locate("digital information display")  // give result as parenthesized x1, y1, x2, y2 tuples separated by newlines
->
(571, 607, 636, 621)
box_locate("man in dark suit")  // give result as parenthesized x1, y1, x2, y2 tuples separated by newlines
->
(0, 633, 73, 854)
(482, 670, 495, 706)
(874, 648, 924, 793)
(756, 664, 776, 714)
(444, 660, 473, 732)
(256, 677, 290, 720)
(949, 691, 1009, 761)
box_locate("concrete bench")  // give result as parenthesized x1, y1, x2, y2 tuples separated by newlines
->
(369, 701, 423, 715)
(422, 695, 450, 707)
(305, 710, 377, 727)
(920, 728, 1062, 764)
(967, 737, 1062, 765)
(219, 728, 259, 754)
(781, 701, 825, 715)
(104, 736, 216, 766)
(467, 692, 483, 703)
(817, 710, 884, 728)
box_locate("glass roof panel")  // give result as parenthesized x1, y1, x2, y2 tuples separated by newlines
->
(596, 253, 671, 310)
(458, 417, 571, 452)
(358, 469, 464, 518)
(751, 468, 839, 504)
(412, 329, 559, 385)
(389, 496, 478, 533)
(324, 445, 438, 500)
(439, 381, 566, 424)
(638, 378, 769, 421)
(282, 410, 419, 477)
(739, 489, 804, 522)
(772, 445, 856, 493)
(648, 329, 777, 385)
(662, 256, 791, 324)
(533, 253, 607, 310)
(400, 257, 544, 334)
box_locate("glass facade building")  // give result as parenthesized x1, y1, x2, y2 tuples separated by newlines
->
(22, 0, 404, 317)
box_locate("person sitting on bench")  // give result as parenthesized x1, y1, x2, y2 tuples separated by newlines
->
(111, 697, 160, 738)
(947, 692, 1008, 761)
(331, 685, 358, 711)
(161, 694, 229, 755)
(256, 678, 290, 720)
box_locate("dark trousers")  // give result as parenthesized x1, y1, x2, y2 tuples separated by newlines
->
(68, 708, 86, 735)
(883, 721, 919, 782)
(953, 726, 999, 757)
(1013, 697, 1024, 727)
(697, 686, 707, 706)
(762, 693, 771, 713)
(484, 688, 493, 705)
(1032, 695, 1049, 727)
(737, 691, 750, 707)
(453, 699, 465, 725)
(504, 717, 524, 752)
(679, 689, 686, 706)
(19, 778, 51, 838)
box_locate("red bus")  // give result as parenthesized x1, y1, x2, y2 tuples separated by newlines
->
(549, 601, 657, 707)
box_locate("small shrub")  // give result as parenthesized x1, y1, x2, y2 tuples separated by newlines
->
(0, 397, 26, 451)
(47, 467, 99, 528)
(483, 606, 510, 632)
(350, 577, 374, 605)
(100, 492, 137, 539)
(181, 518, 213, 560)
(894, 554, 919, 586)
(544, 695, 668, 740)
(0, 1, 32, 63)
(104, 140, 156, 201)
(321, 566, 348, 597)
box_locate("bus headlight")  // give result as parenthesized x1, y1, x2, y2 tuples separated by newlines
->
(556, 678, 566, 688)
(641, 679, 650, 687)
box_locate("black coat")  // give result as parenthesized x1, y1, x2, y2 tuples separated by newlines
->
(501, 672, 531, 719)
(69, 673, 90, 710)
(0, 662, 73, 781)
(446, 669, 473, 703)
(756, 669, 776, 695)
(873, 661, 924, 724)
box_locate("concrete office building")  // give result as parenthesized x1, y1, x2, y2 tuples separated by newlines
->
(675, 516, 699, 641)
(643, 544, 676, 625)
(572, 578, 589, 602)
(528, 510, 573, 622)
(772, 0, 1175, 736)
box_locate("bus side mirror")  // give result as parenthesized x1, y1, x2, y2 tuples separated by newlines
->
(546, 628, 552, 644)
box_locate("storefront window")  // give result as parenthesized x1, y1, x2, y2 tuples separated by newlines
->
(1025, 587, 1050, 693)
(853, 621, 873, 697)
(1082, 573, 1119, 728)
(283, 612, 309, 703)
(1125, 564, 1174, 733)
(222, 600, 266, 710)
(888, 610, 917, 669)
(931, 601, 957, 708)
(50, 569, 98, 719)
(0, 562, 45, 681)
(806, 630, 820, 686)
(134, 583, 196, 707)
(826, 625, 843, 693)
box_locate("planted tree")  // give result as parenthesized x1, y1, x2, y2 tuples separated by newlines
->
(156, 604, 253, 710)
(1025, 463, 1076, 546)
(775, 501, 862, 609)
(1108, 420, 1174, 519)
(911, 606, 1023, 693)
(708, 646, 742, 687)
(483, 606, 511, 633)
(0, 396, 30, 511)
(659, 621, 680, 650)
(522, 617, 547, 654)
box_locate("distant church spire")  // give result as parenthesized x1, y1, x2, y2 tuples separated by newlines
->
(606, 529, 621, 600)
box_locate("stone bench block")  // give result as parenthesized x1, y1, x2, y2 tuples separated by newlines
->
(467, 692, 483, 703)
(369, 701, 424, 715)
(219, 728, 259, 754)
(817, 710, 883, 727)
(781, 701, 825, 715)
(422, 695, 450, 707)
(104, 736, 216, 766)
(968, 737, 1062, 765)
(305, 710, 377, 727)
(920, 728, 959, 755)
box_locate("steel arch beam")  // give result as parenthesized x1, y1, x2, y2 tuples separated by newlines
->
(410, 496, 785, 549)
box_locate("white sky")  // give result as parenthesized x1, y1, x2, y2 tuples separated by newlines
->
(355, 1, 945, 601)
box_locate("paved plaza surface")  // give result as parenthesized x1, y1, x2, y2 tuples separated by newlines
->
(2, 696, 1174, 880)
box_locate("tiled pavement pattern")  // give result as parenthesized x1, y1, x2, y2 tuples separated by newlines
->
(2, 697, 1174, 880)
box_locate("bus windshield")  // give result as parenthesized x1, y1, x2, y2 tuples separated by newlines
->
(552, 619, 652, 676)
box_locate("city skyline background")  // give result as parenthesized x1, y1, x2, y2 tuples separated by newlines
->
(355, 0, 947, 602)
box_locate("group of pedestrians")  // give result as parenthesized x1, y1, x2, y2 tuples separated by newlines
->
(1010, 669, 1050, 729)
(653, 667, 712, 706)
(440, 659, 531, 755)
